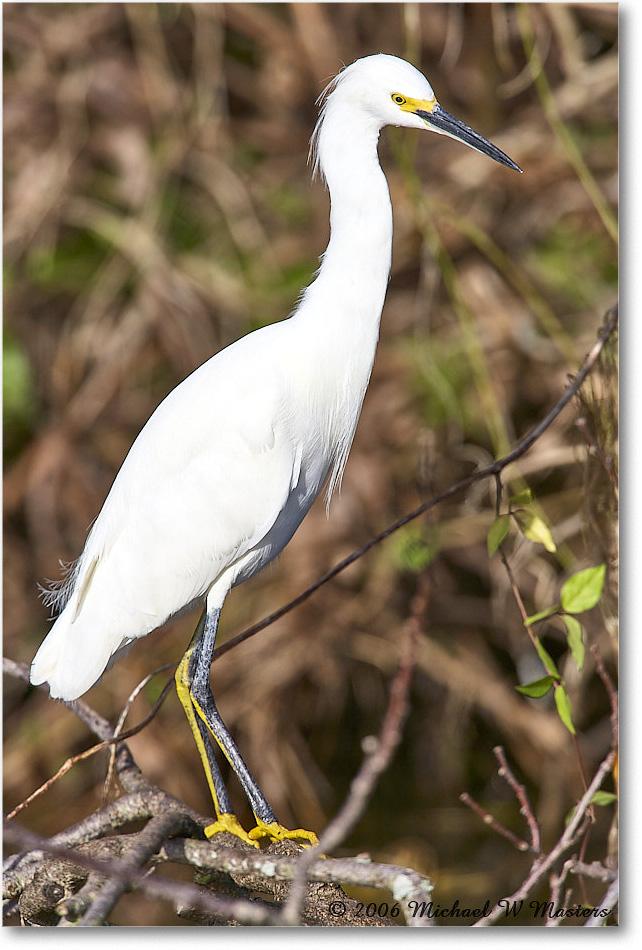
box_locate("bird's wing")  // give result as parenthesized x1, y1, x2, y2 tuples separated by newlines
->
(89, 336, 303, 626)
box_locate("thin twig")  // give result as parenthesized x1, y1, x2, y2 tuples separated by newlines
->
(570, 860, 617, 884)
(3, 659, 176, 821)
(472, 747, 616, 926)
(6, 740, 114, 822)
(493, 746, 541, 853)
(591, 645, 619, 747)
(214, 304, 618, 663)
(77, 811, 189, 926)
(281, 580, 427, 926)
(584, 877, 618, 927)
(103, 666, 174, 803)
(459, 792, 532, 853)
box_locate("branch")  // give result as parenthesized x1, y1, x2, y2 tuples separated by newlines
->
(3, 822, 280, 927)
(472, 746, 617, 926)
(3, 658, 176, 820)
(493, 746, 541, 853)
(281, 579, 427, 925)
(214, 304, 618, 663)
(584, 878, 618, 927)
(4, 818, 432, 927)
(3, 589, 431, 927)
(3, 304, 617, 926)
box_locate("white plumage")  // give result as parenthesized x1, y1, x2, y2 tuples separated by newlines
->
(31, 55, 519, 841)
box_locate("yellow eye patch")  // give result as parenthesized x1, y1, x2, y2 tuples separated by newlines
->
(391, 93, 437, 114)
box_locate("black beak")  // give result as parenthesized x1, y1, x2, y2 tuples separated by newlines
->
(416, 102, 522, 173)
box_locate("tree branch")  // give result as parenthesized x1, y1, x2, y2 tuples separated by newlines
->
(213, 304, 618, 662)
(472, 747, 617, 926)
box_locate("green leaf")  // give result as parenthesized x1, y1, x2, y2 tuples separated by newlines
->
(564, 795, 616, 825)
(487, 514, 511, 556)
(525, 605, 559, 626)
(590, 791, 617, 807)
(515, 675, 556, 698)
(535, 637, 560, 678)
(554, 684, 576, 734)
(561, 565, 606, 614)
(391, 524, 438, 573)
(509, 488, 533, 506)
(513, 510, 557, 553)
(563, 615, 585, 670)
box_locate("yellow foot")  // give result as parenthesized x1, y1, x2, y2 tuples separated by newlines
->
(248, 820, 319, 848)
(204, 813, 260, 848)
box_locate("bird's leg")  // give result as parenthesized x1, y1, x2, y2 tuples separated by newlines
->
(176, 612, 259, 848)
(190, 607, 319, 847)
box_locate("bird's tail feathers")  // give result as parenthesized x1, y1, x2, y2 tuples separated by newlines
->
(30, 600, 125, 701)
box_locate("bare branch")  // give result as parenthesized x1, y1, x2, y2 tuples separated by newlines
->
(4, 822, 279, 926)
(280, 580, 426, 926)
(570, 860, 617, 884)
(493, 746, 541, 853)
(214, 304, 618, 663)
(459, 792, 532, 854)
(584, 878, 618, 927)
(5, 818, 432, 927)
(591, 645, 619, 748)
(3, 304, 617, 926)
(472, 747, 617, 926)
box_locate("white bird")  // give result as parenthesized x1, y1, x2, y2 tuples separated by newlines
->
(31, 54, 520, 847)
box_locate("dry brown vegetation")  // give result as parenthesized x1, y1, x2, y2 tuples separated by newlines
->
(4, 2, 617, 926)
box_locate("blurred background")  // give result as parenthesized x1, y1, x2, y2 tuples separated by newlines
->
(4, 2, 617, 926)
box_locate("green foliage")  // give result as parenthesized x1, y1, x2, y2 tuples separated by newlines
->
(509, 488, 533, 507)
(525, 605, 559, 626)
(516, 675, 556, 698)
(554, 684, 576, 734)
(590, 791, 618, 807)
(390, 523, 438, 573)
(535, 566, 607, 676)
(534, 637, 560, 679)
(513, 509, 557, 553)
(487, 514, 510, 556)
(562, 615, 585, 671)
(566, 790, 617, 827)
(515, 564, 607, 733)
(561, 565, 607, 614)
(487, 487, 557, 557)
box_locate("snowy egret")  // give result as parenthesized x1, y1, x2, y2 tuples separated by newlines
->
(31, 54, 521, 847)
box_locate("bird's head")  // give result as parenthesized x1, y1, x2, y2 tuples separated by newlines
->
(321, 53, 521, 174)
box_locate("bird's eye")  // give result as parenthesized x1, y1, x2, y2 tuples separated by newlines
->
(392, 94, 406, 105)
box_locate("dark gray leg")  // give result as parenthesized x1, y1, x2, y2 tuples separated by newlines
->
(189, 608, 277, 826)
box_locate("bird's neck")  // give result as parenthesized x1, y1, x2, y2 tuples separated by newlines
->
(298, 102, 393, 346)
